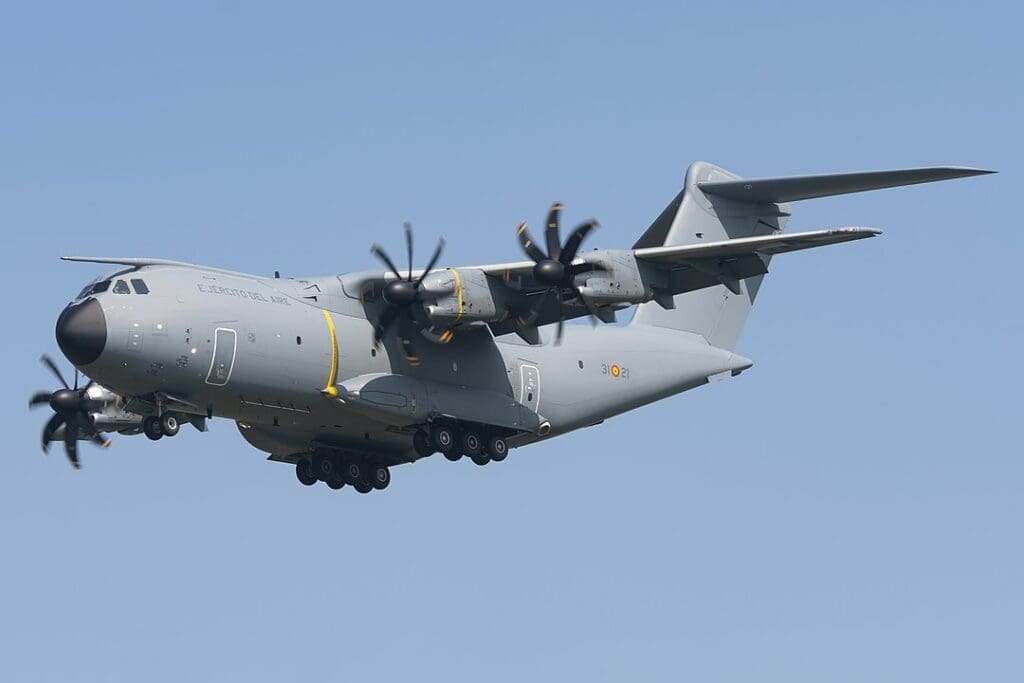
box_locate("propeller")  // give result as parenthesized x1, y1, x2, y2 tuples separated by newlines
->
(515, 202, 607, 343)
(29, 355, 111, 468)
(369, 223, 448, 364)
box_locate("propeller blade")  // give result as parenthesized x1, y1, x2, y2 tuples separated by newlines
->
(572, 286, 603, 326)
(359, 281, 374, 304)
(554, 300, 565, 346)
(40, 355, 70, 390)
(90, 433, 112, 448)
(397, 316, 421, 366)
(516, 222, 547, 263)
(409, 305, 452, 344)
(41, 413, 64, 453)
(63, 414, 80, 469)
(29, 391, 51, 409)
(370, 245, 404, 280)
(545, 203, 563, 260)
(415, 238, 446, 287)
(502, 270, 524, 291)
(373, 306, 400, 347)
(515, 288, 551, 328)
(560, 220, 598, 264)
(404, 222, 414, 280)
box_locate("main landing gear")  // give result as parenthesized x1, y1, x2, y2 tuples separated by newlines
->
(143, 413, 182, 441)
(416, 421, 510, 467)
(295, 453, 391, 494)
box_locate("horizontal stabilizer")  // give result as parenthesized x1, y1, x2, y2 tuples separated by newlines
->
(633, 227, 880, 264)
(698, 167, 995, 203)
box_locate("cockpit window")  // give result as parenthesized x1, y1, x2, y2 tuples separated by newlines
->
(130, 278, 150, 295)
(112, 279, 131, 294)
(77, 280, 111, 298)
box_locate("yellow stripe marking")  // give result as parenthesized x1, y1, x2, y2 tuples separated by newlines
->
(322, 309, 339, 398)
(450, 268, 465, 324)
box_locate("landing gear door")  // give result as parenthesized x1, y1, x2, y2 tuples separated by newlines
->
(515, 360, 541, 414)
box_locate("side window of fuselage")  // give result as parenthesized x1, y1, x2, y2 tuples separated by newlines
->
(131, 278, 149, 294)
(112, 279, 131, 294)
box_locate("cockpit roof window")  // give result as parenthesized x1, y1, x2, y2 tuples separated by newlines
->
(112, 279, 131, 294)
(78, 280, 111, 298)
(130, 278, 150, 295)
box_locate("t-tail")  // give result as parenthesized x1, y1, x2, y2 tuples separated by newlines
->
(629, 162, 994, 350)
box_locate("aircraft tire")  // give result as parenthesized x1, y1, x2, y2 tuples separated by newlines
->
(413, 429, 434, 457)
(368, 465, 391, 490)
(486, 436, 508, 462)
(143, 416, 163, 441)
(325, 477, 345, 490)
(470, 452, 490, 466)
(295, 460, 317, 486)
(443, 450, 462, 462)
(160, 413, 180, 437)
(431, 424, 456, 454)
(354, 481, 373, 494)
(460, 430, 482, 457)
(314, 455, 338, 482)
(343, 461, 363, 486)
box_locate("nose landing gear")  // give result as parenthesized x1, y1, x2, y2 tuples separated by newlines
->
(143, 412, 184, 440)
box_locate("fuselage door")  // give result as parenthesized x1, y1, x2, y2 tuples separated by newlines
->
(518, 362, 540, 413)
(206, 327, 237, 386)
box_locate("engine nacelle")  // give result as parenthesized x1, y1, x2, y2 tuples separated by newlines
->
(422, 268, 503, 326)
(574, 251, 650, 304)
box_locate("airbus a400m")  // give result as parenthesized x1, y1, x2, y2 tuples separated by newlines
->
(31, 162, 992, 494)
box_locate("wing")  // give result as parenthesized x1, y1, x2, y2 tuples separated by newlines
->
(697, 167, 993, 203)
(633, 227, 880, 263)
(632, 227, 880, 297)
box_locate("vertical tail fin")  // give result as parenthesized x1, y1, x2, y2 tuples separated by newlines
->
(630, 162, 993, 350)
(631, 161, 788, 350)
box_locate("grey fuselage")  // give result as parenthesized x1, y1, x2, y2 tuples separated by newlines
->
(64, 263, 749, 465)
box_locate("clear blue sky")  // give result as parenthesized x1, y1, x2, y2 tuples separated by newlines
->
(2, 2, 1021, 681)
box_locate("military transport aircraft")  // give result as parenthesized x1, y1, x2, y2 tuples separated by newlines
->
(31, 161, 992, 493)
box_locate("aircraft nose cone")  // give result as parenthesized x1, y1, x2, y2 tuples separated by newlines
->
(55, 298, 107, 366)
